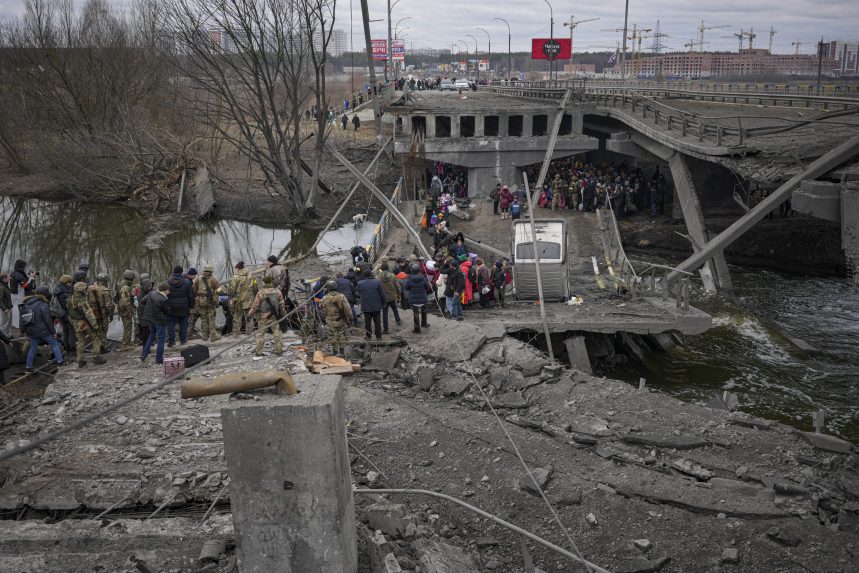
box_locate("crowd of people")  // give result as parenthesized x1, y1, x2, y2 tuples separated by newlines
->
(0, 256, 292, 380)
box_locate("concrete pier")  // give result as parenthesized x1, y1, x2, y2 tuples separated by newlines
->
(221, 379, 356, 572)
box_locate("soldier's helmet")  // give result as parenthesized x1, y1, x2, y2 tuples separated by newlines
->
(203, 265, 214, 273)
(325, 280, 338, 291)
(74, 282, 88, 292)
(122, 270, 136, 280)
(139, 273, 149, 280)
(96, 272, 109, 283)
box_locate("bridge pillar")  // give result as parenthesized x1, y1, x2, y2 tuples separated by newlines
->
(475, 113, 485, 137)
(425, 113, 436, 138)
(499, 113, 509, 137)
(451, 115, 461, 138)
(668, 154, 733, 292)
(522, 114, 533, 138)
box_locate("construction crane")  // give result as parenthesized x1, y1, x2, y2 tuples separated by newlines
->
(686, 39, 709, 53)
(562, 15, 599, 75)
(698, 20, 729, 52)
(768, 25, 777, 53)
(747, 27, 757, 51)
(629, 28, 653, 77)
(725, 29, 756, 52)
(791, 40, 803, 55)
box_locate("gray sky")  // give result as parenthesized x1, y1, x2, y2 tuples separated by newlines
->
(1, 0, 856, 55)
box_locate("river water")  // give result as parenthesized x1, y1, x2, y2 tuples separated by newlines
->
(612, 264, 859, 443)
(0, 197, 374, 286)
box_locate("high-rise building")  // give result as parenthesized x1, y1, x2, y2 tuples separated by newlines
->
(331, 29, 348, 56)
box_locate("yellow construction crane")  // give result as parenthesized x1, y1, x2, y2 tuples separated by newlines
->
(698, 20, 729, 52)
(724, 29, 756, 52)
(768, 25, 777, 53)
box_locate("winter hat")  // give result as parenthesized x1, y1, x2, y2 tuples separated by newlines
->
(236, 261, 245, 269)
(173, 265, 183, 275)
(59, 275, 74, 284)
(187, 268, 198, 276)
(35, 286, 50, 298)
(495, 260, 503, 268)
(267, 255, 278, 264)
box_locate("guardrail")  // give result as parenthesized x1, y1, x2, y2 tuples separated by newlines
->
(364, 176, 403, 262)
(480, 82, 859, 147)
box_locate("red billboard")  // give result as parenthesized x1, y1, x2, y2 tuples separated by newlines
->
(531, 38, 571, 60)
(372, 39, 388, 61)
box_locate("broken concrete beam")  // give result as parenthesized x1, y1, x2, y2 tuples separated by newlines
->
(198, 539, 227, 564)
(220, 379, 356, 572)
(366, 502, 413, 537)
(622, 433, 709, 450)
(564, 336, 592, 374)
(800, 431, 854, 454)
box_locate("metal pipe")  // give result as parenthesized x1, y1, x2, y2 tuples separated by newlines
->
(522, 172, 555, 361)
(180, 371, 298, 399)
(354, 488, 610, 573)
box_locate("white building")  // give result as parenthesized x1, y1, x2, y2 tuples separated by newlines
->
(330, 29, 348, 56)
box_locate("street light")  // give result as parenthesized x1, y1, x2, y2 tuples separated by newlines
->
(542, 0, 555, 81)
(459, 39, 470, 79)
(393, 15, 411, 78)
(477, 27, 491, 80)
(386, 0, 405, 81)
(494, 17, 511, 81)
(467, 34, 478, 81)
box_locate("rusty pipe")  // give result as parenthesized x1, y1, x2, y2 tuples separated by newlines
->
(181, 371, 297, 399)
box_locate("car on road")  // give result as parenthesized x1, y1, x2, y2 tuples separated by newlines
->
(439, 79, 457, 91)
(454, 79, 470, 90)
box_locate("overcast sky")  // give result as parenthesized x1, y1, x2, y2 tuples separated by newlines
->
(1, 0, 856, 55)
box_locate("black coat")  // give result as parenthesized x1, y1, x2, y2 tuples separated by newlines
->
(356, 277, 386, 313)
(23, 296, 54, 338)
(404, 274, 431, 306)
(0, 330, 10, 370)
(52, 283, 74, 314)
(166, 273, 195, 317)
(336, 277, 356, 303)
(444, 268, 465, 298)
(141, 291, 170, 326)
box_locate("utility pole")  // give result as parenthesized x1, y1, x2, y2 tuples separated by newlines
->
(359, 0, 382, 144)
(494, 17, 511, 81)
(522, 172, 555, 361)
(543, 0, 554, 81)
(817, 36, 824, 92)
(386, 0, 392, 81)
(620, 0, 629, 80)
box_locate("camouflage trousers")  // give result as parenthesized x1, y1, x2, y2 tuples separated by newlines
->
(197, 303, 219, 341)
(95, 319, 109, 344)
(255, 315, 282, 354)
(231, 304, 254, 337)
(73, 320, 102, 363)
(120, 312, 134, 349)
(328, 325, 348, 354)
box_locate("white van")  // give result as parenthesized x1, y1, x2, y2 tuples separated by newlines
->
(511, 219, 569, 301)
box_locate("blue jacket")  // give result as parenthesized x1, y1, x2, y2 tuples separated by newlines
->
(356, 277, 386, 313)
(404, 274, 431, 306)
(23, 296, 54, 338)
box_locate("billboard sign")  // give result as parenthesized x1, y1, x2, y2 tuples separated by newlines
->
(372, 39, 388, 61)
(392, 40, 405, 63)
(531, 38, 571, 60)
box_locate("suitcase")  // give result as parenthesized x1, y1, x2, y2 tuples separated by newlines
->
(163, 356, 185, 378)
(180, 344, 210, 368)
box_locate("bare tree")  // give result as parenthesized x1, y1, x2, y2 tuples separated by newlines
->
(299, 0, 337, 216)
(161, 0, 316, 220)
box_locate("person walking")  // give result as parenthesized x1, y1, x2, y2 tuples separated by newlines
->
(136, 273, 153, 345)
(375, 262, 401, 333)
(52, 275, 76, 353)
(117, 270, 137, 351)
(356, 269, 385, 340)
(193, 266, 221, 341)
(140, 282, 170, 365)
(10, 259, 35, 327)
(248, 275, 286, 356)
(67, 282, 104, 368)
(335, 271, 359, 327)
(22, 286, 65, 372)
(321, 280, 353, 355)
(352, 114, 361, 131)
(443, 260, 465, 321)
(475, 259, 491, 308)
(88, 274, 115, 346)
(341, 113, 348, 130)
(491, 260, 509, 308)
(228, 262, 255, 336)
(499, 185, 513, 219)
(490, 182, 501, 215)
(166, 265, 195, 347)
(403, 263, 432, 333)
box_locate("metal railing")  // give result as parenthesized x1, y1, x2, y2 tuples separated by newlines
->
(364, 176, 403, 262)
(480, 82, 859, 148)
(597, 195, 693, 308)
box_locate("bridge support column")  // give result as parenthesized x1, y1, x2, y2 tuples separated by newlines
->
(668, 153, 732, 292)
(426, 114, 436, 138)
(468, 163, 520, 198)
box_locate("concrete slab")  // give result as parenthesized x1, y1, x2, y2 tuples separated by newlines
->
(405, 320, 486, 360)
(221, 381, 357, 572)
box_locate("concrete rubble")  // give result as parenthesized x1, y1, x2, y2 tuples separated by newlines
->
(0, 320, 857, 572)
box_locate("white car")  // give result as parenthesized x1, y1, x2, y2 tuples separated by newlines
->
(454, 79, 470, 90)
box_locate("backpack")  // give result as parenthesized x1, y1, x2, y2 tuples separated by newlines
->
(50, 295, 66, 319)
(467, 267, 477, 285)
(20, 308, 34, 328)
(262, 292, 282, 319)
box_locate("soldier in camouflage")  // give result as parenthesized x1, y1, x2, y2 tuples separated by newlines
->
(320, 280, 353, 356)
(88, 273, 115, 346)
(248, 275, 286, 355)
(67, 282, 105, 367)
(228, 262, 256, 336)
(193, 266, 221, 341)
(117, 270, 137, 351)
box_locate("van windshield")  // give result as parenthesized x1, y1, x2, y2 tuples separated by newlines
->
(516, 241, 561, 260)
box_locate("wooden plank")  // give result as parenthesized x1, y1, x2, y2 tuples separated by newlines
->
(192, 166, 217, 219)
